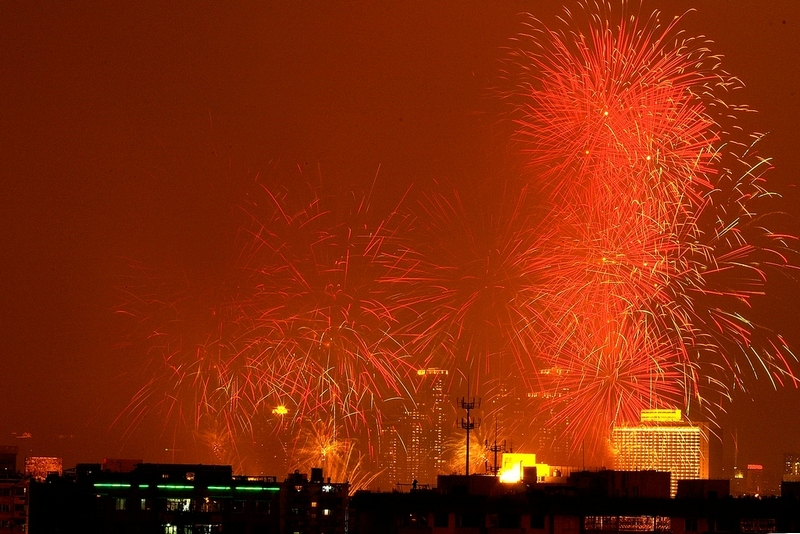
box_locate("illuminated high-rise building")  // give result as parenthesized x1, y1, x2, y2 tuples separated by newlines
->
(527, 367, 572, 466)
(741, 464, 769, 496)
(612, 409, 709, 497)
(380, 368, 448, 487)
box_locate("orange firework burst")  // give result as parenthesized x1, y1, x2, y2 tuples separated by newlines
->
(118, 2, 799, 477)
(505, 2, 798, 455)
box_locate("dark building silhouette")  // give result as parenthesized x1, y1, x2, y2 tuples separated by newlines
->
(675, 479, 730, 500)
(566, 470, 670, 499)
(28, 462, 347, 533)
(0, 446, 26, 534)
(350, 472, 800, 534)
(0, 478, 27, 533)
(13, 456, 800, 533)
(0, 448, 17, 478)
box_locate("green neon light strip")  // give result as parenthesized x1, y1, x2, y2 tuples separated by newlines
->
(235, 486, 279, 492)
(207, 486, 231, 491)
(138, 484, 149, 489)
(93, 483, 131, 488)
(156, 485, 195, 490)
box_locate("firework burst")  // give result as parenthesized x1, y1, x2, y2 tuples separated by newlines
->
(288, 420, 381, 494)
(117, 173, 419, 472)
(505, 2, 798, 453)
(119, 2, 798, 477)
(240, 178, 418, 434)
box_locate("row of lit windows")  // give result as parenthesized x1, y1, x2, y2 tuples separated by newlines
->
(162, 524, 220, 534)
(111, 497, 274, 514)
(584, 515, 671, 532)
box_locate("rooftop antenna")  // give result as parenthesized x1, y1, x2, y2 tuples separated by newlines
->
(485, 417, 507, 476)
(458, 377, 481, 476)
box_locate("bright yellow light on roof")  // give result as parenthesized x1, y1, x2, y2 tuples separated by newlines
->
(498, 453, 548, 484)
(499, 468, 522, 483)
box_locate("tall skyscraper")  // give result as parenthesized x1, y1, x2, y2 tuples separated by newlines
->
(380, 368, 448, 487)
(612, 409, 709, 497)
(527, 366, 573, 466)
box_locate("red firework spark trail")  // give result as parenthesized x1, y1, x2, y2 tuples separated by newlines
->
(536, 321, 685, 452)
(114, 258, 270, 467)
(241, 179, 417, 433)
(509, 4, 724, 204)
(387, 178, 555, 396)
(117, 2, 800, 473)
(506, 2, 798, 454)
(117, 175, 419, 468)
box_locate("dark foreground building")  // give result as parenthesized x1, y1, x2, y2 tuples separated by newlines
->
(349, 472, 800, 534)
(22, 463, 800, 533)
(29, 463, 347, 534)
(0, 475, 27, 533)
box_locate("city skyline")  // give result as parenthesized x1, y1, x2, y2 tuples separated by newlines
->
(2, 1, 800, 484)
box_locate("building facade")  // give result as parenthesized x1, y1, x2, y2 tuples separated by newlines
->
(612, 410, 709, 497)
(382, 369, 448, 488)
(0, 477, 27, 533)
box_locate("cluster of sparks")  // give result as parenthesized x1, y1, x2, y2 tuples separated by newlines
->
(118, 3, 797, 477)
(506, 3, 797, 454)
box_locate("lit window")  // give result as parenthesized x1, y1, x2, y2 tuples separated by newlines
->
(165, 499, 191, 512)
(323, 509, 331, 516)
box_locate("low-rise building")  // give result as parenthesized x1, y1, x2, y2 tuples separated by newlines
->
(29, 462, 347, 533)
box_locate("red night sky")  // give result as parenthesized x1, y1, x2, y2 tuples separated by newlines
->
(2, 1, 800, 481)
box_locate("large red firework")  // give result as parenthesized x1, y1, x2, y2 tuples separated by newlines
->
(506, 2, 798, 456)
(119, 2, 799, 478)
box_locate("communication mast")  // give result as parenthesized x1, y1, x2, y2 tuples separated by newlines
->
(458, 394, 481, 476)
(485, 419, 509, 476)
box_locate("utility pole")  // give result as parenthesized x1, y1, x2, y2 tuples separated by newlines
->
(458, 394, 481, 476)
(485, 419, 508, 476)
